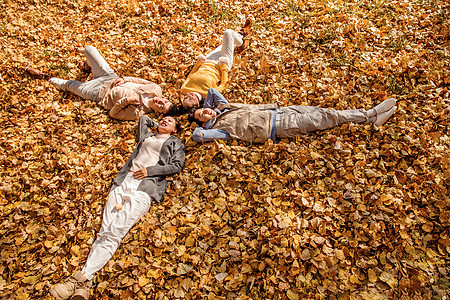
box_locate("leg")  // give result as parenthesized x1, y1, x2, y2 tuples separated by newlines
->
(275, 106, 370, 138)
(206, 29, 243, 70)
(83, 45, 117, 79)
(48, 76, 117, 103)
(81, 175, 151, 280)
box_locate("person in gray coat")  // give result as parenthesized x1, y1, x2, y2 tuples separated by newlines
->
(49, 115, 185, 300)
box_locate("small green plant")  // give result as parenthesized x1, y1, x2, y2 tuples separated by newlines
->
(50, 63, 71, 77)
(284, 1, 300, 17)
(311, 29, 336, 46)
(295, 14, 310, 29)
(205, 0, 233, 21)
(388, 75, 406, 94)
(331, 54, 350, 67)
(387, 34, 408, 51)
(152, 40, 164, 56)
(176, 25, 192, 36)
(263, 20, 276, 30)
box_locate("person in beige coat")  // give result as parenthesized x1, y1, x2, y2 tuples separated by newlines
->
(191, 88, 398, 143)
(26, 46, 174, 120)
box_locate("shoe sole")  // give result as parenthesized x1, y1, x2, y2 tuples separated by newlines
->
(70, 289, 90, 300)
(374, 106, 397, 126)
(49, 288, 68, 300)
(374, 98, 396, 115)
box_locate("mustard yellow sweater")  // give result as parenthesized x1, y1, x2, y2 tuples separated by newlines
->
(180, 60, 229, 99)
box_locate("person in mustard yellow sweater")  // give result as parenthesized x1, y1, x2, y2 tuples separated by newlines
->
(180, 20, 252, 111)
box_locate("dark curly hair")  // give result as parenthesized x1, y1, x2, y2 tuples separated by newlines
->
(187, 106, 200, 124)
(163, 103, 179, 116)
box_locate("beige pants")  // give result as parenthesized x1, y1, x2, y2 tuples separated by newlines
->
(275, 106, 370, 138)
(49, 45, 118, 102)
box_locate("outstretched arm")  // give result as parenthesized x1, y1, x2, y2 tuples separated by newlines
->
(192, 126, 231, 142)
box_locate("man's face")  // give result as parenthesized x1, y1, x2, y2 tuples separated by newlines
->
(194, 108, 216, 123)
(152, 97, 172, 114)
(158, 116, 177, 134)
(182, 93, 200, 109)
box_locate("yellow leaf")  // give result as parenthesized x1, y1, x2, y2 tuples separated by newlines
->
(138, 276, 149, 287)
(379, 193, 393, 205)
(368, 269, 377, 283)
(185, 235, 195, 247)
(350, 275, 361, 284)
(310, 152, 321, 159)
(167, 225, 177, 234)
(44, 240, 53, 248)
(422, 223, 433, 232)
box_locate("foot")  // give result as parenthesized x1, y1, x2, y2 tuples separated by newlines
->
(370, 98, 396, 116)
(49, 271, 91, 300)
(25, 67, 51, 80)
(374, 106, 397, 126)
(78, 60, 92, 74)
(239, 19, 252, 37)
(236, 39, 250, 53)
(70, 287, 90, 300)
(237, 19, 252, 53)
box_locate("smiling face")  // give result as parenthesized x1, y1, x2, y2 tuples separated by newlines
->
(182, 93, 200, 109)
(194, 108, 216, 123)
(151, 97, 173, 114)
(158, 116, 177, 135)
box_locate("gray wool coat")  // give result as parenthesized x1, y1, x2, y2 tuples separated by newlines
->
(113, 115, 185, 203)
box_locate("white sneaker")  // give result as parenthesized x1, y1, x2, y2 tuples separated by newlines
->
(371, 98, 397, 115)
(374, 106, 397, 126)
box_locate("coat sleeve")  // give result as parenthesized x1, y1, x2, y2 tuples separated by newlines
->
(137, 115, 158, 141)
(192, 126, 232, 142)
(122, 77, 151, 85)
(215, 63, 229, 93)
(204, 88, 229, 109)
(186, 54, 206, 80)
(145, 140, 185, 177)
(109, 98, 141, 121)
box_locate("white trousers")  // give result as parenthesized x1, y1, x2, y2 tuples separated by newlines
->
(49, 45, 118, 102)
(276, 106, 370, 138)
(206, 29, 243, 70)
(81, 174, 151, 280)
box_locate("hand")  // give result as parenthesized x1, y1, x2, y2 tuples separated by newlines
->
(197, 54, 206, 62)
(133, 168, 148, 180)
(127, 97, 141, 106)
(111, 77, 125, 88)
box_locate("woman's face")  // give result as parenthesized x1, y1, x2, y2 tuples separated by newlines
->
(194, 108, 216, 123)
(182, 93, 200, 109)
(151, 97, 172, 114)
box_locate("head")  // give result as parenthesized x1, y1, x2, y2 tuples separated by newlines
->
(158, 116, 178, 135)
(150, 97, 173, 114)
(182, 92, 201, 109)
(193, 108, 217, 124)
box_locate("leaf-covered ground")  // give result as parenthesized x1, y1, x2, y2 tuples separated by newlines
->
(1, 0, 449, 299)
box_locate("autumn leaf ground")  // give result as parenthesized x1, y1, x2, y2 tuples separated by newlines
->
(0, 0, 449, 299)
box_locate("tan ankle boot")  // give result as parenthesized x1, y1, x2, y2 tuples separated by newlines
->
(70, 286, 91, 300)
(49, 271, 91, 300)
